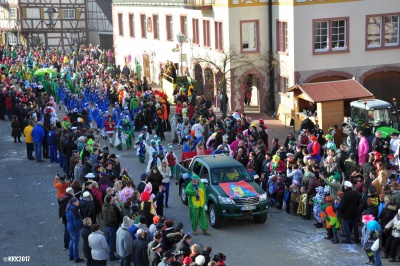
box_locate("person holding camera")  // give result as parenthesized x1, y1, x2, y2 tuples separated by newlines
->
(54, 174, 69, 198)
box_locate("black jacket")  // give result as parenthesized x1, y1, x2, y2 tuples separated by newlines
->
(132, 237, 149, 266)
(339, 188, 360, 220)
(79, 199, 96, 224)
(81, 225, 92, 259)
(174, 239, 191, 257)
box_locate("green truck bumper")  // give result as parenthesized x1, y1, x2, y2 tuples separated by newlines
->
(215, 202, 269, 219)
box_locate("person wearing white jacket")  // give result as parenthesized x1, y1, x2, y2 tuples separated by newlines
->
(384, 209, 400, 262)
(88, 224, 110, 265)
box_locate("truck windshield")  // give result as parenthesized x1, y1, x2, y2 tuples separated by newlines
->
(210, 166, 252, 184)
(352, 108, 391, 127)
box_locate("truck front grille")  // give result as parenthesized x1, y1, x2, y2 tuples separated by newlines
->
(233, 196, 259, 206)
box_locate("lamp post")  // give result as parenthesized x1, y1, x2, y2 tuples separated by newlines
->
(14, 19, 20, 47)
(176, 32, 186, 76)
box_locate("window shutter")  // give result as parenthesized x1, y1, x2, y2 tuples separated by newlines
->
(40, 8, 44, 19)
(58, 8, 63, 19)
(4, 9, 9, 19)
(76, 8, 81, 20)
(1, 32, 5, 44)
(21, 8, 26, 19)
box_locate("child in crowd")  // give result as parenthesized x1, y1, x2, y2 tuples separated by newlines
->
(297, 186, 307, 216)
(289, 180, 301, 215)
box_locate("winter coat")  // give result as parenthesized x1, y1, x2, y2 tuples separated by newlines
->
(149, 251, 162, 266)
(132, 237, 149, 266)
(79, 198, 96, 224)
(23, 125, 34, 143)
(339, 187, 360, 220)
(53, 179, 69, 198)
(66, 203, 83, 233)
(385, 215, 400, 237)
(116, 227, 134, 258)
(81, 225, 92, 260)
(102, 201, 119, 227)
(289, 184, 301, 203)
(88, 231, 110, 261)
(392, 191, 400, 210)
(31, 125, 45, 143)
(380, 203, 397, 228)
(11, 120, 21, 137)
(47, 130, 57, 146)
(174, 239, 191, 257)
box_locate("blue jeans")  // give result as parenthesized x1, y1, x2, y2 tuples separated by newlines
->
(374, 249, 382, 266)
(105, 226, 117, 259)
(49, 145, 58, 163)
(63, 153, 69, 176)
(343, 218, 359, 242)
(68, 231, 80, 260)
(64, 223, 70, 249)
(59, 152, 64, 168)
(164, 182, 170, 205)
(34, 142, 43, 161)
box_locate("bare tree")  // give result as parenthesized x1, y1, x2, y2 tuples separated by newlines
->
(192, 46, 255, 118)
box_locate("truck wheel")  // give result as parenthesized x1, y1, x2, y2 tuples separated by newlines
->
(253, 214, 268, 224)
(180, 184, 188, 205)
(208, 204, 222, 228)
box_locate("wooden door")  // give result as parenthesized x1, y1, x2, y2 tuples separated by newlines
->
(194, 64, 203, 96)
(143, 54, 150, 81)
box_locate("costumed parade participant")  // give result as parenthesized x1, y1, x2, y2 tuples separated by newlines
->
(121, 116, 134, 150)
(135, 136, 148, 163)
(184, 174, 210, 236)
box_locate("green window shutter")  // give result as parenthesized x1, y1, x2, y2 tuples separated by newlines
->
(40, 8, 44, 19)
(58, 8, 63, 19)
(22, 8, 27, 19)
(76, 8, 80, 20)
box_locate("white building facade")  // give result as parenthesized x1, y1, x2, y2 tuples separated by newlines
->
(274, 0, 400, 121)
(112, 0, 271, 113)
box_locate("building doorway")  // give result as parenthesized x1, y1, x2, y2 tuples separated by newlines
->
(244, 74, 260, 113)
(203, 68, 214, 103)
(194, 64, 203, 96)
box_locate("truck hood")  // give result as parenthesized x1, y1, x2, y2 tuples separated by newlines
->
(217, 180, 265, 199)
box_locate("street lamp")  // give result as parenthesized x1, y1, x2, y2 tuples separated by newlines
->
(177, 32, 186, 76)
(14, 19, 20, 47)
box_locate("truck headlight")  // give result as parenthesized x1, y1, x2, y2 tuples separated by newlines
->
(218, 196, 234, 204)
(259, 193, 267, 202)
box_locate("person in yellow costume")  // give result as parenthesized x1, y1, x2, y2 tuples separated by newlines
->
(185, 174, 211, 236)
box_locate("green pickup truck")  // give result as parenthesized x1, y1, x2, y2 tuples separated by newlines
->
(175, 154, 269, 228)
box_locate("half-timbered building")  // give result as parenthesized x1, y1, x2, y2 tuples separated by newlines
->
(0, 0, 87, 51)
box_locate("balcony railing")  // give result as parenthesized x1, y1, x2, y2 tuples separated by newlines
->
(184, 0, 214, 10)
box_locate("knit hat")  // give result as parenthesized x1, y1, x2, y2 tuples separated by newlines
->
(183, 257, 192, 264)
(344, 181, 352, 188)
(195, 255, 206, 266)
(70, 197, 78, 204)
(82, 191, 90, 198)
(140, 173, 147, 180)
(66, 187, 73, 193)
(121, 216, 134, 229)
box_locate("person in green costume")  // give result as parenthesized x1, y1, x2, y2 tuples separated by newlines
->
(122, 116, 134, 150)
(185, 174, 211, 236)
(135, 62, 142, 80)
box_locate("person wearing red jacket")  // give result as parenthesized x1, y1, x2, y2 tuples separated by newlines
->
(104, 115, 115, 147)
(310, 136, 321, 163)
(175, 100, 183, 115)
